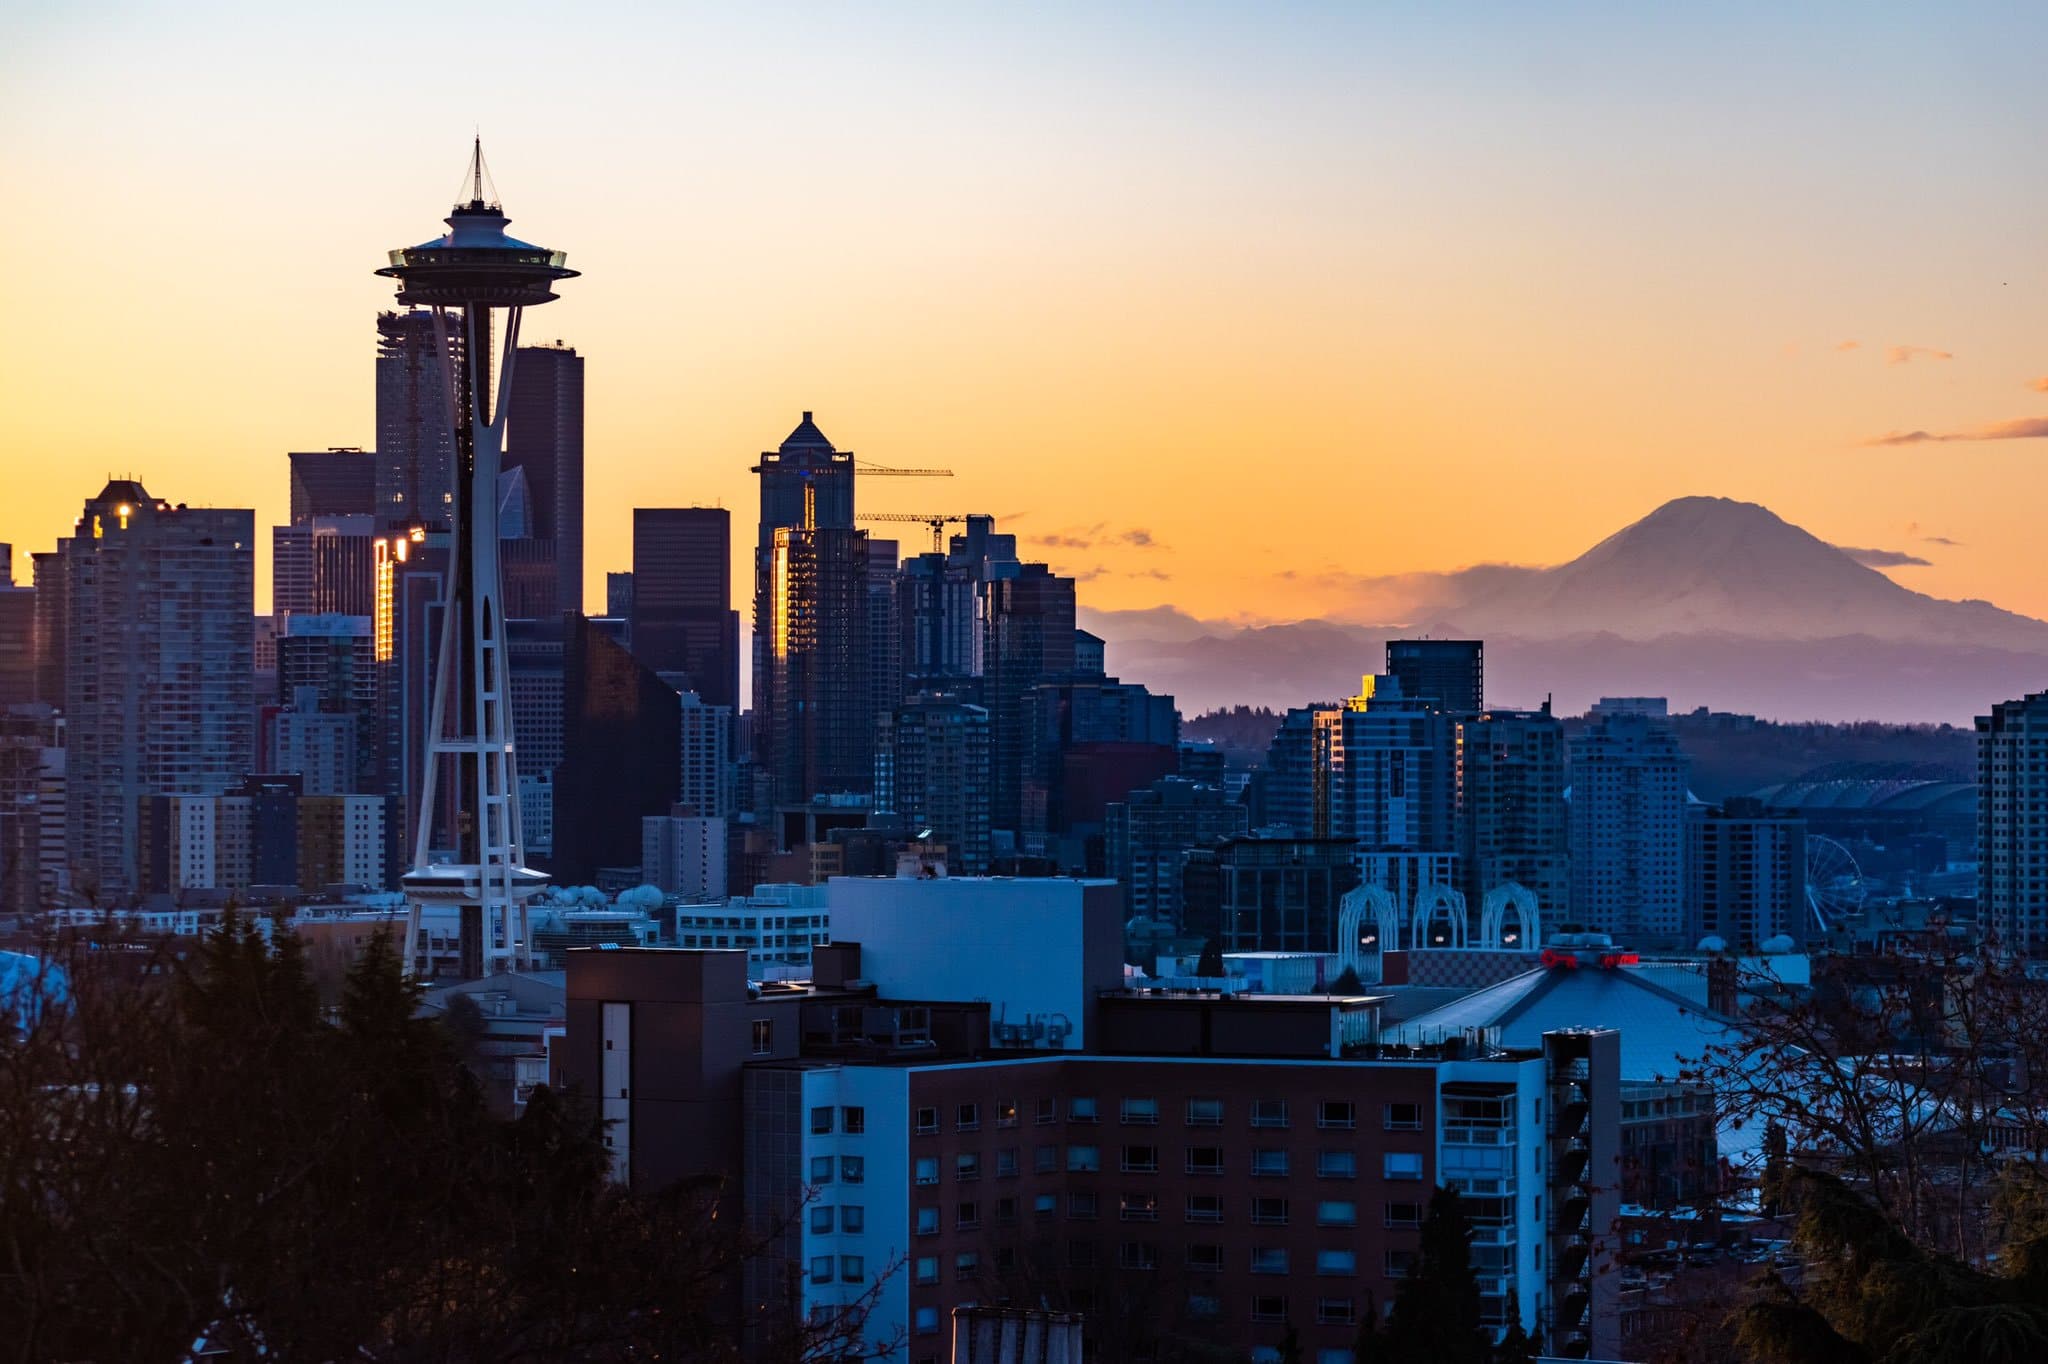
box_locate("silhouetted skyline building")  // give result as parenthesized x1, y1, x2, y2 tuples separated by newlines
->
(552, 615, 682, 884)
(1105, 775, 1248, 925)
(0, 547, 32, 708)
(1569, 709, 1691, 945)
(374, 309, 460, 530)
(272, 514, 379, 617)
(881, 694, 990, 873)
(288, 448, 377, 521)
(1687, 796, 1807, 950)
(758, 524, 872, 804)
(1386, 638, 1484, 714)
(58, 480, 254, 897)
(1457, 705, 1569, 926)
(631, 507, 738, 713)
(1978, 691, 2048, 956)
(504, 342, 584, 615)
(983, 563, 1076, 837)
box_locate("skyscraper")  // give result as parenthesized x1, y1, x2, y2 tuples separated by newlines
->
(897, 550, 979, 692)
(1978, 692, 2048, 955)
(374, 309, 460, 531)
(288, 448, 377, 521)
(1104, 775, 1248, 924)
(1338, 675, 1456, 851)
(752, 413, 854, 734)
(0, 547, 32, 708)
(758, 523, 872, 803)
(1385, 638, 1484, 714)
(1568, 710, 1691, 946)
(58, 480, 254, 897)
(504, 342, 584, 615)
(883, 694, 991, 873)
(1688, 797, 1807, 950)
(866, 537, 902, 744)
(983, 563, 1076, 837)
(1456, 706, 1569, 927)
(553, 616, 682, 884)
(631, 507, 738, 713)
(271, 515, 378, 617)
(30, 550, 64, 706)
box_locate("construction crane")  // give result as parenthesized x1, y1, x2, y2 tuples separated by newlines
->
(857, 512, 973, 553)
(855, 459, 953, 479)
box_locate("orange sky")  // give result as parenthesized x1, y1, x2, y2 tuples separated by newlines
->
(6, 3, 2048, 626)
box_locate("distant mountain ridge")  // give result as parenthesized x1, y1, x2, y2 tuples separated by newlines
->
(1083, 497, 2048, 723)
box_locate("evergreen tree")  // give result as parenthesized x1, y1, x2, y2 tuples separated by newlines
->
(1329, 965, 1364, 994)
(1196, 938, 1225, 977)
(1382, 1185, 1492, 1364)
(1493, 1291, 1537, 1364)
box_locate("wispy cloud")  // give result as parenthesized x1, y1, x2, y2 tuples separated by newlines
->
(1866, 416, 2048, 445)
(1836, 545, 1932, 568)
(2028, 377, 2048, 393)
(1922, 535, 1963, 546)
(1032, 523, 1162, 552)
(1886, 344, 1954, 365)
(1836, 340, 1861, 352)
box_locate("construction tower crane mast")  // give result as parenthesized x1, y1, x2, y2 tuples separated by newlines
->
(857, 512, 973, 554)
(856, 459, 953, 478)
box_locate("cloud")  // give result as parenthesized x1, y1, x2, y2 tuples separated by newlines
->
(1836, 545, 1932, 568)
(1032, 523, 1162, 552)
(1866, 416, 2048, 445)
(1121, 528, 1156, 549)
(2029, 377, 2048, 393)
(1885, 344, 1953, 365)
(1836, 340, 1860, 352)
(1921, 535, 1963, 546)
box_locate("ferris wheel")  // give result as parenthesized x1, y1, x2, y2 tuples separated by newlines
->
(1805, 835, 1866, 932)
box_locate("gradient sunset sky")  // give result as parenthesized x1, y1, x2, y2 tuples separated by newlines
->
(5, 2, 2048, 623)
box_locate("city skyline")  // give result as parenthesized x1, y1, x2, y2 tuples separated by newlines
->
(10, 4, 2048, 629)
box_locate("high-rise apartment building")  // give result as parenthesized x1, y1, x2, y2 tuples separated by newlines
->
(374, 309, 460, 530)
(1978, 691, 2048, 955)
(759, 525, 872, 803)
(631, 507, 738, 713)
(553, 617, 682, 884)
(1182, 834, 1361, 953)
(1255, 704, 1344, 839)
(882, 695, 991, 873)
(606, 571, 635, 620)
(1104, 775, 1249, 924)
(1568, 711, 1691, 946)
(59, 480, 254, 898)
(1385, 638, 1483, 714)
(1457, 707, 1569, 926)
(1338, 675, 1457, 853)
(504, 342, 584, 614)
(983, 564, 1076, 837)
(1687, 797, 1807, 949)
(272, 515, 379, 618)
(30, 550, 64, 707)
(264, 688, 357, 795)
(866, 538, 902, 743)
(677, 690, 734, 819)
(288, 448, 377, 521)
(897, 551, 977, 692)
(640, 808, 727, 899)
(0, 547, 33, 708)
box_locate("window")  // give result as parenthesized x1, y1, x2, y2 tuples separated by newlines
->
(1188, 1293, 1223, 1321)
(1121, 1144, 1159, 1173)
(1034, 1193, 1058, 1220)
(1318, 1100, 1356, 1129)
(1119, 1191, 1160, 1221)
(915, 1255, 939, 1285)
(1036, 1097, 1057, 1124)
(810, 1206, 834, 1234)
(1384, 1201, 1423, 1228)
(840, 1155, 864, 1184)
(1069, 1097, 1099, 1123)
(1385, 1248, 1418, 1278)
(1119, 1241, 1160, 1270)
(1251, 1294, 1290, 1323)
(955, 1251, 980, 1280)
(1251, 1196, 1290, 1225)
(1068, 1191, 1098, 1220)
(1316, 1296, 1356, 1325)
(843, 1106, 865, 1134)
(956, 1153, 981, 1182)
(1067, 1240, 1097, 1269)
(916, 1206, 939, 1235)
(1121, 1097, 1159, 1125)
(1186, 1145, 1224, 1175)
(810, 1256, 833, 1284)
(1316, 1249, 1357, 1276)
(841, 1205, 864, 1234)
(1318, 1150, 1358, 1179)
(1318, 1351, 1356, 1364)
(914, 1156, 939, 1186)
(956, 1201, 979, 1230)
(1317, 1199, 1358, 1227)
(1383, 1152, 1424, 1181)
(811, 1106, 835, 1135)
(1186, 1097, 1224, 1127)
(957, 1103, 980, 1132)
(996, 1098, 1019, 1128)
(809, 1156, 834, 1185)
(751, 1019, 772, 1055)
(840, 1255, 864, 1283)
(1251, 1100, 1289, 1129)
(1034, 1144, 1058, 1173)
(1067, 1144, 1101, 1173)
(996, 1148, 1019, 1178)
(994, 1196, 1017, 1226)
(1186, 1193, 1225, 1223)
(1384, 1102, 1423, 1131)
(915, 1106, 939, 1134)
(914, 1306, 939, 1335)
(996, 1246, 1017, 1273)
(1187, 1243, 1225, 1272)
(1252, 1148, 1289, 1177)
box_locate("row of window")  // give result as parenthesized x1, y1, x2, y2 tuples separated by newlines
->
(911, 1193, 1426, 1229)
(913, 1144, 1424, 1181)
(915, 1098, 1425, 1132)
(812, 1106, 866, 1135)
(907, 1297, 1362, 1339)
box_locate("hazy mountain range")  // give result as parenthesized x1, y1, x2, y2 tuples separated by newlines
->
(1080, 497, 2048, 723)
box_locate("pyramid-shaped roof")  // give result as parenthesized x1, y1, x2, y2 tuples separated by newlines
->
(780, 410, 835, 452)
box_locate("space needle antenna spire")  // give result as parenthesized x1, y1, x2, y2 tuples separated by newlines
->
(379, 144, 578, 978)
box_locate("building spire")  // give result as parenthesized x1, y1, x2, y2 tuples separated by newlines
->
(457, 135, 500, 210)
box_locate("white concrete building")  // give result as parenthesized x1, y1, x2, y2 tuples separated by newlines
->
(675, 882, 826, 976)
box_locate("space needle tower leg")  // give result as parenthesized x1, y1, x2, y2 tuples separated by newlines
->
(384, 141, 577, 978)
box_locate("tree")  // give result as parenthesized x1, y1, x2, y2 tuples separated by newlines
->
(1493, 1292, 1537, 1364)
(1195, 938, 1225, 978)
(1277, 1319, 1303, 1364)
(1329, 965, 1364, 995)
(1382, 1186, 1493, 1364)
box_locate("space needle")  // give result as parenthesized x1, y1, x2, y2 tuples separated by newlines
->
(380, 141, 576, 977)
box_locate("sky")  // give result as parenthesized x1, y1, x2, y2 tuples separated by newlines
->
(6, 2, 2048, 627)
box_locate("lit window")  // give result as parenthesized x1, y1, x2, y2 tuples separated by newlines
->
(1383, 1152, 1424, 1181)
